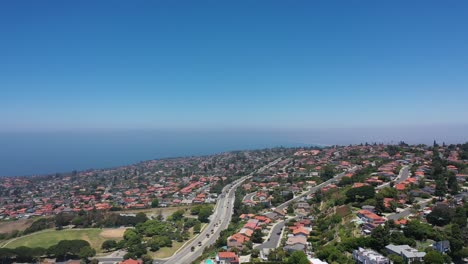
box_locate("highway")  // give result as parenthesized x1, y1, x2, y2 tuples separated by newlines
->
(158, 158, 283, 264)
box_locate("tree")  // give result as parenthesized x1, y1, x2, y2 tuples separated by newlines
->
(53, 240, 91, 259)
(135, 212, 148, 224)
(424, 250, 444, 264)
(404, 221, 433, 240)
(251, 248, 260, 258)
(427, 204, 454, 226)
(447, 173, 459, 194)
(370, 225, 390, 250)
(375, 193, 385, 213)
(169, 210, 184, 221)
(151, 198, 159, 208)
(287, 204, 294, 214)
(251, 229, 263, 243)
(13, 246, 44, 262)
(79, 246, 96, 260)
(339, 176, 353, 186)
(101, 240, 117, 251)
(198, 206, 213, 223)
(0, 248, 15, 262)
(141, 254, 153, 264)
(287, 251, 311, 264)
(388, 254, 405, 264)
(193, 222, 201, 233)
(452, 206, 467, 228)
(435, 178, 447, 199)
(346, 185, 376, 203)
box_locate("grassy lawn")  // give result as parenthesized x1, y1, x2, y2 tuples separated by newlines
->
(4, 228, 125, 252)
(151, 224, 207, 259)
(152, 240, 185, 259)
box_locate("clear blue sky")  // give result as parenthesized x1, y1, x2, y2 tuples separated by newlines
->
(1, 1, 468, 132)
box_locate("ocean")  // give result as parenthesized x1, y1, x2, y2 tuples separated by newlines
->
(0, 130, 303, 177)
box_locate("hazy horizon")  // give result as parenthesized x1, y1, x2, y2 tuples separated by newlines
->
(1, 123, 467, 177)
(1, 1, 467, 176)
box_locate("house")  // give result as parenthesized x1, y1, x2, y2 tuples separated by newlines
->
(353, 183, 369, 188)
(274, 208, 286, 218)
(239, 228, 253, 237)
(353, 247, 389, 264)
(362, 205, 375, 213)
(227, 233, 250, 250)
(385, 244, 426, 263)
(243, 222, 258, 231)
(433, 240, 450, 254)
(216, 251, 240, 264)
(296, 202, 311, 210)
(292, 227, 309, 237)
(284, 243, 306, 252)
(119, 259, 142, 264)
(357, 210, 386, 224)
(285, 235, 307, 247)
(254, 215, 271, 225)
(309, 258, 329, 264)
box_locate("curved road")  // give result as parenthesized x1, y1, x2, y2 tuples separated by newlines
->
(260, 166, 359, 248)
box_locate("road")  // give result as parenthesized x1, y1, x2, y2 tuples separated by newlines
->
(275, 166, 359, 211)
(255, 220, 285, 250)
(243, 191, 256, 202)
(387, 199, 431, 221)
(95, 250, 127, 263)
(259, 166, 359, 248)
(396, 165, 410, 184)
(158, 158, 283, 264)
(376, 165, 411, 190)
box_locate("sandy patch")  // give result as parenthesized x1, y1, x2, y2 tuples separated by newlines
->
(0, 218, 36, 233)
(100, 228, 127, 238)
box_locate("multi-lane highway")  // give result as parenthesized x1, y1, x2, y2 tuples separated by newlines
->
(158, 158, 282, 264)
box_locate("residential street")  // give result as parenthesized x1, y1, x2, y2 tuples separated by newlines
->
(387, 199, 431, 221)
(256, 220, 285, 250)
(259, 167, 359, 251)
(376, 165, 410, 190)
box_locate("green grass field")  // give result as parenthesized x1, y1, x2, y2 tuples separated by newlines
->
(3, 228, 125, 252)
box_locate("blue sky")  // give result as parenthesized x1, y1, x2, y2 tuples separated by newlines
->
(1, 1, 468, 132)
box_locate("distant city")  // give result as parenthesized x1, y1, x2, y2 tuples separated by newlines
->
(1, 142, 467, 264)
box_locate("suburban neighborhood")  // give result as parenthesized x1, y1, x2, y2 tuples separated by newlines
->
(1, 142, 468, 264)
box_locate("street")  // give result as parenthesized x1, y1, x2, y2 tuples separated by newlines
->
(255, 220, 285, 250)
(159, 158, 283, 264)
(258, 166, 359, 250)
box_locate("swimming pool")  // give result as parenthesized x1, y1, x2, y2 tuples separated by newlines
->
(205, 260, 214, 264)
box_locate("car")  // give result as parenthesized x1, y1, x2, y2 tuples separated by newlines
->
(277, 232, 281, 235)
